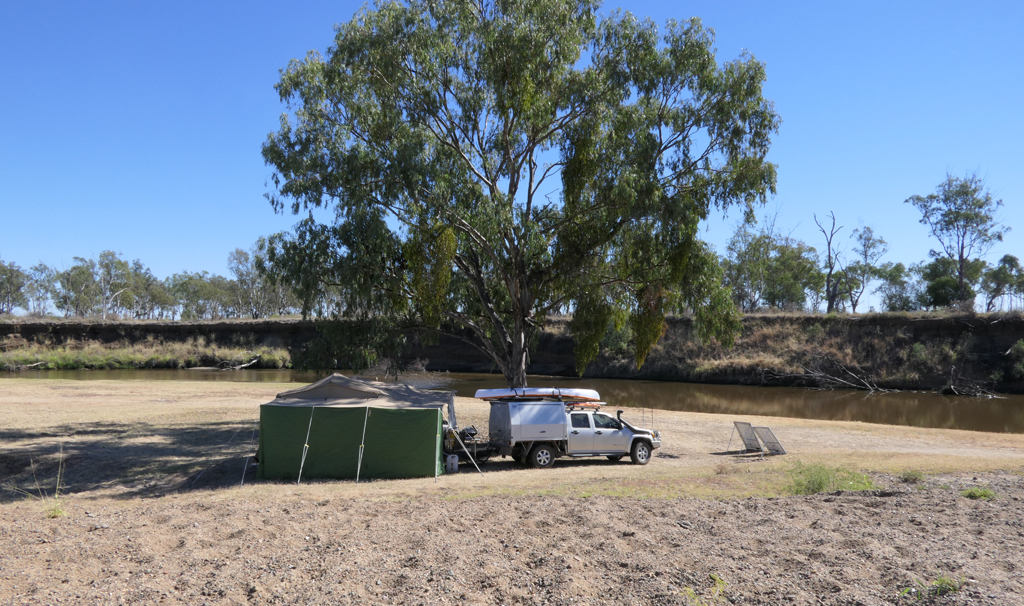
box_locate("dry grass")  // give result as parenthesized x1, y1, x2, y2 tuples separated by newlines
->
(0, 338, 290, 370)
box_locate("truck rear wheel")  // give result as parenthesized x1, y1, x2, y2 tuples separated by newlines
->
(528, 444, 555, 469)
(630, 441, 651, 465)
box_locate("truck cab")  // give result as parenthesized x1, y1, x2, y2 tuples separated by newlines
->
(484, 394, 662, 468)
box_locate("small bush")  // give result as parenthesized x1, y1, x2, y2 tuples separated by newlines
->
(1009, 339, 1024, 380)
(907, 342, 932, 374)
(805, 324, 824, 342)
(960, 487, 996, 500)
(681, 573, 727, 606)
(899, 470, 925, 484)
(900, 575, 964, 601)
(788, 462, 874, 495)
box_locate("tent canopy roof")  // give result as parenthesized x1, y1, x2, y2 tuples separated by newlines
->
(266, 373, 450, 409)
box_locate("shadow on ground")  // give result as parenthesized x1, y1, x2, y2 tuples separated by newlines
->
(0, 421, 258, 502)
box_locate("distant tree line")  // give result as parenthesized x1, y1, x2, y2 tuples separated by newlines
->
(0, 241, 299, 320)
(721, 172, 1019, 313)
(1, 173, 1016, 321)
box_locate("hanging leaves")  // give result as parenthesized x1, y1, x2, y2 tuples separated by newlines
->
(630, 285, 667, 369)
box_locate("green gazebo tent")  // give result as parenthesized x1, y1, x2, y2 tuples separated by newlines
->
(256, 374, 450, 481)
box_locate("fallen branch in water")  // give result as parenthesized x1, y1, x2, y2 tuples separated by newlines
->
(760, 356, 899, 393)
(942, 364, 1004, 399)
(219, 352, 261, 371)
(2, 361, 45, 372)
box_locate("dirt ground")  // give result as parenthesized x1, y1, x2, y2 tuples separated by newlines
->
(1, 379, 1024, 605)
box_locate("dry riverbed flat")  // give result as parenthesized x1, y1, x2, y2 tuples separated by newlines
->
(1, 379, 1023, 605)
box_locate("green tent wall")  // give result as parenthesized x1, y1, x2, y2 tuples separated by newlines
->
(256, 405, 444, 481)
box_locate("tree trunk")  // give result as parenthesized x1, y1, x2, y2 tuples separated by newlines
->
(507, 330, 529, 388)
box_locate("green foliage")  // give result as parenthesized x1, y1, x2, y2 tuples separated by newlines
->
(787, 462, 874, 495)
(907, 342, 932, 374)
(960, 487, 996, 500)
(917, 257, 984, 309)
(24, 263, 56, 316)
(847, 225, 889, 313)
(874, 262, 920, 312)
(899, 470, 925, 484)
(805, 323, 824, 342)
(0, 260, 28, 315)
(294, 319, 407, 378)
(570, 295, 616, 375)
(1009, 339, 1024, 381)
(981, 254, 1024, 312)
(261, 0, 780, 386)
(681, 573, 728, 606)
(723, 219, 823, 312)
(906, 172, 1008, 304)
(899, 575, 964, 601)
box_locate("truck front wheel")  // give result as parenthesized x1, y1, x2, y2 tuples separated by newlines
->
(630, 441, 651, 465)
(528, 444, 555, 469)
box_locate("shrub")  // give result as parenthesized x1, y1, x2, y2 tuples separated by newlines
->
(899, 470, 925, 484)
(1009, 339, 1024, 380)
(960, 487, 996, 500)
(907, 342, 932, 374)
(788, 462, 874, 495)
(900, 575, 963, 601)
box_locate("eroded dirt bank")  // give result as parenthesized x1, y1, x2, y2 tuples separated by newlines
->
(7, 312, 1024, 392)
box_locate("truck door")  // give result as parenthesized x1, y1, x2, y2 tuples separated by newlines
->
(592, 413, 628, 452)
(567, 412, 594, 453)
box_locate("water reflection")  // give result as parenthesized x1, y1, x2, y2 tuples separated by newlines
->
(5, 369, 1023, 434)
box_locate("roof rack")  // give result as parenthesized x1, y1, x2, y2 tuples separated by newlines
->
(565, 401, 603, 411)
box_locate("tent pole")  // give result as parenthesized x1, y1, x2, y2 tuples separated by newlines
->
(356, 406, 370, 483)
(297, 407, 316, 485)
(451, 428, 484, 477)
(241, 417, 258, 487)
(435, 409, 440, 484)
(447, 392, 458, 432)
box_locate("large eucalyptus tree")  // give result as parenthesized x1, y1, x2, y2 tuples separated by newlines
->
(261, 0, 779, 387)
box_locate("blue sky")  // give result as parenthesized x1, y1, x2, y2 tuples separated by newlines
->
(1, 1, 1022, 310)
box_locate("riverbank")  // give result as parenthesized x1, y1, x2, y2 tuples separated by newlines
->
(1, 379, 1023, 604)
(4, 312, 1024, 393)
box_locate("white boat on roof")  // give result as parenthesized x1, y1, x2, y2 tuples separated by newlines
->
(474, 387, 601, 401)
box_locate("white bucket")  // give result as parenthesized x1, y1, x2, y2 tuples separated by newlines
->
(445, 454, 459, 474)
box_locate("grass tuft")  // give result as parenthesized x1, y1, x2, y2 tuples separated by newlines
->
(960, 487, 996, 500)
(899, 470, 925, 484)
(788, 461, 874, 495)
(682, 573, 728, 606)
(3, 444, 67, 518)
(899, 574, 964, 601)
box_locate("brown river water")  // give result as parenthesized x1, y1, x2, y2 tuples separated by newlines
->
(5, 369, 1024, 434)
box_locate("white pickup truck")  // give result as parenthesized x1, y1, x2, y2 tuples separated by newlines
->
(480, 389, 662, 468)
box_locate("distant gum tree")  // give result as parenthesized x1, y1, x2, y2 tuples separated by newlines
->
(25, 263, 56, 316)
(846, 225, 888, 314)
(906, 172, 1008, 305)
(722, 219, 822, 312)
(0, 260, 28, 315)
(980, 254, 1023, 312)
(261, 0, 780, 387)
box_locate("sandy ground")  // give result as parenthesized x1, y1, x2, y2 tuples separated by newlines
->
(1, 379, 1024, 605)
